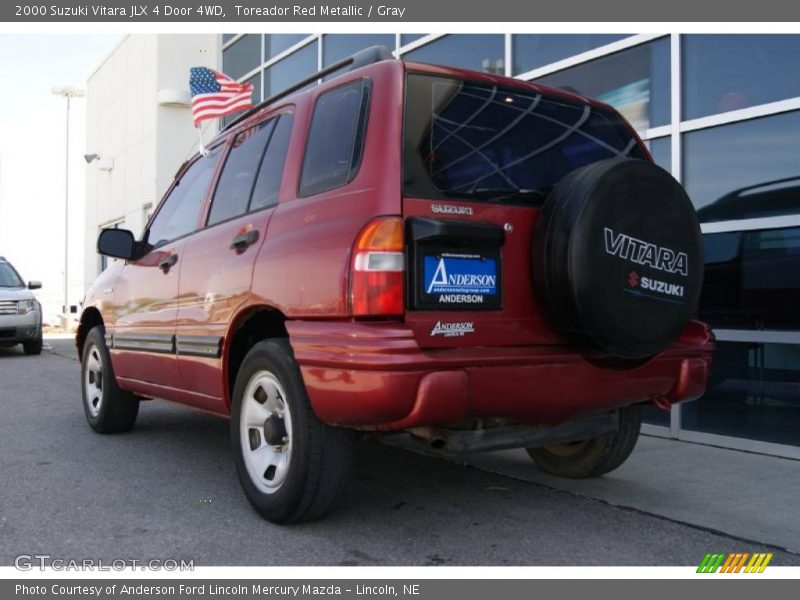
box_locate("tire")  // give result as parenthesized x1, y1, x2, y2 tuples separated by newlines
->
(231, 339, 356, 524)
(22, 336, 43, 355)
(81, 326, 139, 433)
(532, 158, 703, 359)
(526, 405, 641, 478)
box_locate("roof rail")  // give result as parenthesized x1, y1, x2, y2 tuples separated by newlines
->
(223, 45, 394, 132)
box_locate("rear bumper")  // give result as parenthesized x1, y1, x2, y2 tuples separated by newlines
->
(286, 320, 714, 430)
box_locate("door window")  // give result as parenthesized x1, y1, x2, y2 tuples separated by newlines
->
(147, 147, 222, 248)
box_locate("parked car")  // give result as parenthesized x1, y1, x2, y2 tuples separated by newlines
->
(77, 47, 714, 523)
(0, 256, 43, 355)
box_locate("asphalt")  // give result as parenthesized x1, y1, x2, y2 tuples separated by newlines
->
(0, 338, 797, 566)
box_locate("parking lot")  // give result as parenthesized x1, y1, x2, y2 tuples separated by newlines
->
(0, 339, 798, 566)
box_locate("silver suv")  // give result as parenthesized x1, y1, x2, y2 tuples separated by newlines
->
(0, 257, 42, 355)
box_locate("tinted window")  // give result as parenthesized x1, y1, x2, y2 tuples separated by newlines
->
(404, 34, 505, 75)
(251, 115, 294, 211)
(147, 148, 221, 247)
(536, 38, 671, 131)
(683, 35, 800, 120)
(264, 41, 318, 97)
(684, 111, 800, 221)
(648, 137, 671, 172)
(299, 81, 369, 197)
(0, 262, 23, 288)
(513, 34, 629, 75)
(323, 34, 396, 66)
(681, 340, 800, 447)
(222, 34, 261, 80)
(265, 34, 310, 61)
(208, 121, 276, 226)
(700, 226, 800, 330)
(403, 74, 646, 201)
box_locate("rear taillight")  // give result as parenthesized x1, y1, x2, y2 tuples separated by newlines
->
(351, 217, 405, 317)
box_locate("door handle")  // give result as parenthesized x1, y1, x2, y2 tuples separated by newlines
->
(230, 229, 259, 251)
(158, 253, 178, 272)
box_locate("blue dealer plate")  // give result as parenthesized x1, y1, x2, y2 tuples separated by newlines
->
(421, 252, 500, 308)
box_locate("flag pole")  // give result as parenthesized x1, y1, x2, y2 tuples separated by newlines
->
(197, 124, 208, 157)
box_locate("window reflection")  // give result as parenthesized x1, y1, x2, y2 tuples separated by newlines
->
(513, 34, 628, 75)
(403, 34, 505, 75)
(700, 227, 800, 330)
(222, 34, 261, 80)
(682, 341, 800, 447)
(683, 35, 800, 120)
(535, 38, 670, 132)
(323, 34, 395, 66)
(684, 111, 800, 218)
(264, 41, 318, 98)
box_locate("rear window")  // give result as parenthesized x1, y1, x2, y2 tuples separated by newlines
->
(403, 73, 646, 202)
(299, 79, 371, 197)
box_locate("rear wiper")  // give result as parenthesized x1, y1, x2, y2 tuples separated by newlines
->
(468, 187, 547, 202)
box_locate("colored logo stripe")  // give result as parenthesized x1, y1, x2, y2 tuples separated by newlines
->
(697, 552, 773, 573)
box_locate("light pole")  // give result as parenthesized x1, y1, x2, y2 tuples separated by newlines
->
(52, 86, 85, 321)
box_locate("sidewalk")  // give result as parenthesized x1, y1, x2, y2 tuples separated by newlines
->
(388, 432, 800, 554)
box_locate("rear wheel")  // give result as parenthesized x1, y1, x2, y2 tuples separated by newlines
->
(81, 326, 139, 433)
(231, 339, 356, 523)
(526, 405, 641, 478)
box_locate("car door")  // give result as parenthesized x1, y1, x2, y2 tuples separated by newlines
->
(175, 112, 294, 405)
(111, 146, 223, 390)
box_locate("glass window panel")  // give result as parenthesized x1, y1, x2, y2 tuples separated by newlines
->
(323, 34, 396, 66)
(300, 81, 368, 197)
(681, 340, 800, 447)
(642, 404, 670, 427)
(222, 34, 261, 80)
(401, 34, 427, 47)
(404, 34, 505, 75)
(535, 38, 671, 131)
(245, 71, 261, 103)
(251, 115, 294, 211)
(208, 120, 275, 226)
(147, 147, 222, 247)
(513, 34, 629, 75)
(684, 111, 800, 221)
(264, 41, 318, 98)
(222, 34, 237, 44)
(682, 34, 800, 120)
(265, 34, 310, 61)
(647, 137, 671, 172)
(700, 226, 800, 330)
(403, 74, 645, 202)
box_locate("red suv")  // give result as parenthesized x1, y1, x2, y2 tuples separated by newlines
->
(78, 47, 713, 523)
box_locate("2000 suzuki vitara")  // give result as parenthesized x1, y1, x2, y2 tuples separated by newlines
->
(78, 46, 714, 523)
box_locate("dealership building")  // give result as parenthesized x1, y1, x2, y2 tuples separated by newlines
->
(86, 33, 800, 457)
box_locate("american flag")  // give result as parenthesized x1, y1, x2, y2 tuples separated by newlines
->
(189, 67, 254, 127)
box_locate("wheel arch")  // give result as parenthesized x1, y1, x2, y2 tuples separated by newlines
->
(223, 305, 290, 412)
(76, 307, 104, 359)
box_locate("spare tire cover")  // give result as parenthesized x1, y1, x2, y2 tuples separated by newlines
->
(532, 158, 703, 360)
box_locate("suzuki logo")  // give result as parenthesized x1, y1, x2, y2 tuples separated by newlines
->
(628, 270, 639, 287)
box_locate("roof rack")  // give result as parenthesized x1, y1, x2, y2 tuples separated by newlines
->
(223, 45, 394, 132)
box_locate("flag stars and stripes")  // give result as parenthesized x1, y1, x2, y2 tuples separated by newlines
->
(189, 67, 254, 127)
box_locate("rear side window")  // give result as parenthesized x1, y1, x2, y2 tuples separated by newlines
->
(208, 120, 276, 226)
(251, 115, 293, 211)
(299, 79, 370, 197)
(147, 146, 222, 248)
(403, 74, 646, 202)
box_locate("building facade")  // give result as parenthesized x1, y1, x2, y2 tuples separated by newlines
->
(84, 34, 219, 282)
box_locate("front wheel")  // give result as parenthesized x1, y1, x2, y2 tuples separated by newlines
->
(22, 336, 43, 355)
(81, 326, 139, 433)
(526, 405, 641, 478)
(231, 339, 355, 524)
